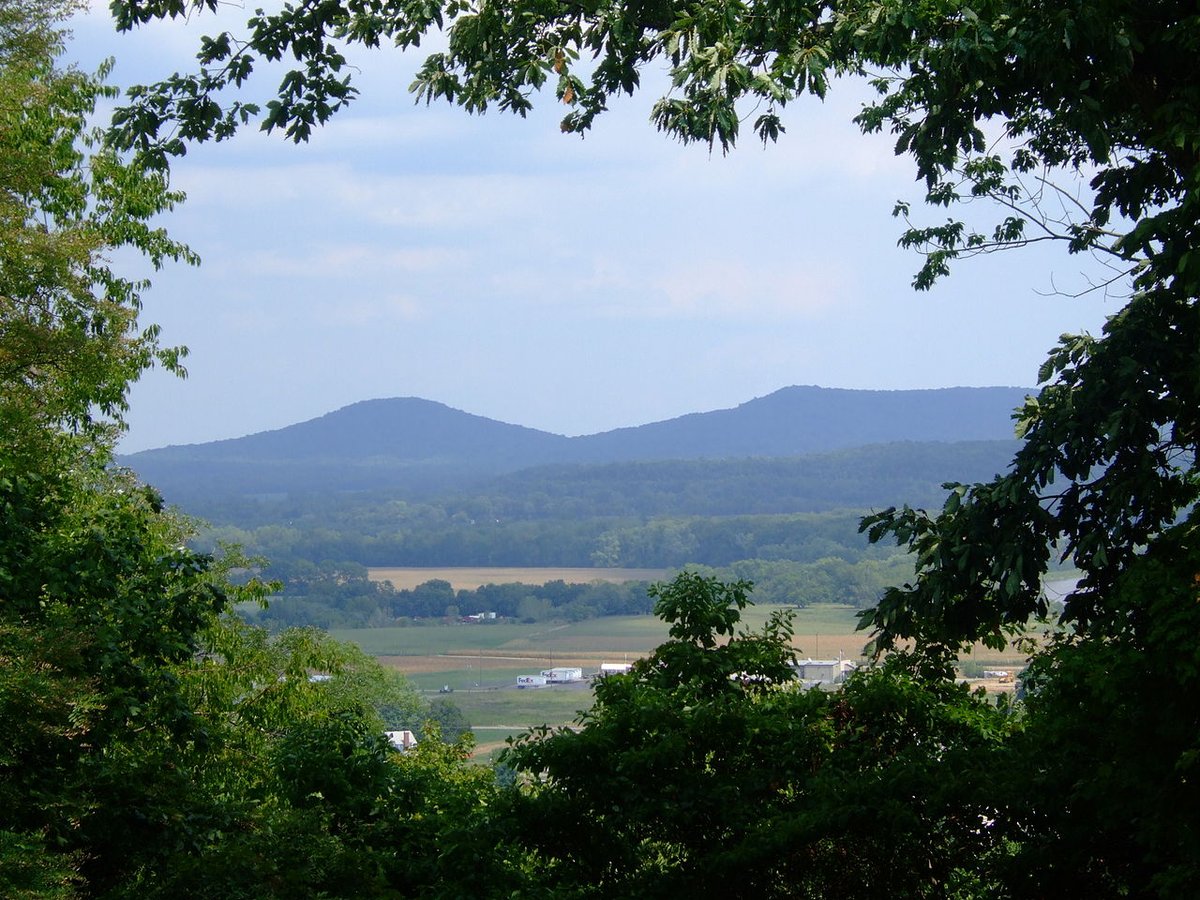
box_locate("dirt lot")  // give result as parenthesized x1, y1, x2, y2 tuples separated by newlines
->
(966, 676, 1018, 695)
(368, 566, 670, 590)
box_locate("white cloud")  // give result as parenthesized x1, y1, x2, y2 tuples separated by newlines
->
(300, 109, 480, 152)
(314, 293, 425, 326)
(648, 259, 848, 319)
(227, 245, 462, 279)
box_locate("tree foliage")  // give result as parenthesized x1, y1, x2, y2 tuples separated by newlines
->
(1, 6, 513, 895)
(503, 572, 1016, 898)
(1, 0, 193, 450)
(988, 519, 1200, 897)
(1, 4, 210, 886)
(11, 0, 1199, 893)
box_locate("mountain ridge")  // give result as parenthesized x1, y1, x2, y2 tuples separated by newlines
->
(128, 385, 1030, 456)
(121, 385, 1032, 503)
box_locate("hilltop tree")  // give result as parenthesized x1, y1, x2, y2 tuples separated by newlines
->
(503, 573, 1016, 897)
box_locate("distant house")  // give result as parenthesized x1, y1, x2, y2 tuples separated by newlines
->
(385, 730, 418, 751)
(793, 658, 857, 686)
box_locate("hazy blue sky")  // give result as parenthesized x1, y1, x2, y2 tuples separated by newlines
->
(71, 6, 1125, 452)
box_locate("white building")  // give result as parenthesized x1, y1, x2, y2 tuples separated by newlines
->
(598, 662, 634, 676)
(385, 730, 418, 751)
(793, 658, 857, 686)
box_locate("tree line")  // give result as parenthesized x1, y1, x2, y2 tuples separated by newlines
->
(205, 509, 900, 570)
(244, 554, 919, 630)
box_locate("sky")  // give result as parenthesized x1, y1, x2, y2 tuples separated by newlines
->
(69, 6, 1126, 452)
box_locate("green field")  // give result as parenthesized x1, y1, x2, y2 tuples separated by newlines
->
(332, 604, 867, 658)
(451, 686, 595, 729)
(328, 622, 593, 657)
(401, 664, 533, 693)
(332, 606, 874, 674)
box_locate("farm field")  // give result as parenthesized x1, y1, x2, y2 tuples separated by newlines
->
(334, 604, 1033, 758)
(367, 566, 672, 590)
(334, 604, 1034, 683)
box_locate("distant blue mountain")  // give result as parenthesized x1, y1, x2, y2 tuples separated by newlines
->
(567, 385, 1029, 461)
(143, 396, 570, 464)
(121, 385, 1031, 502)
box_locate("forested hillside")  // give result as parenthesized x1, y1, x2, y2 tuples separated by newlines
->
(464, 440, 1020, 519)
(204, 440, 1019, 628)
(189, 438, 1017, 536)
